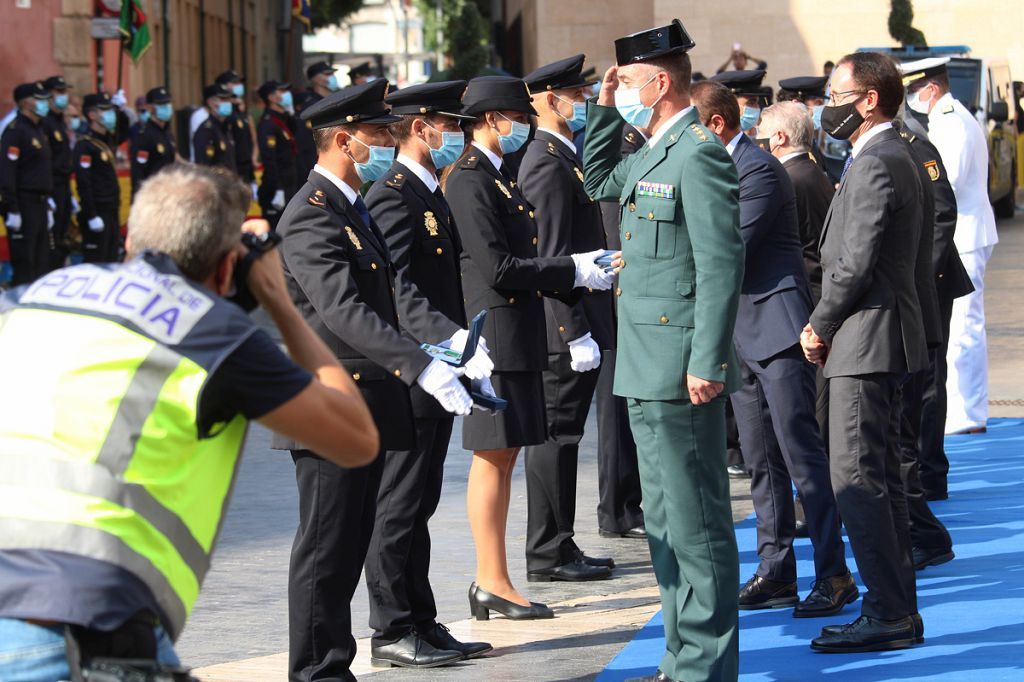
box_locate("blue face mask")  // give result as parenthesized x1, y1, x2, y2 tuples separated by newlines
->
(54, 94, 69, 110)
(494, 113, 530, 154)
(555, 95, 587, 133)
(33, 98, 51, 118)
(232, 84, 244, 98)
(349, 134, 396, 183)
(613, 74, 661, 129)
(139, 110, 150, 124)
(326, 74, 340, 92)
(99, 109, 117, 131)
(423, 124, 465, 169)
(811, 105, 824, 130)
(155, 103, 173, 122)
(69, 116, 82, 131)
(216, 101, 233, 118)
(280, 91, 294, 111)
(740, 106, 761, 131)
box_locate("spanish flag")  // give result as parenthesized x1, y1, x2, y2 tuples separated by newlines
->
(293, 0, 312, 29)
(119, 0, 152, 63)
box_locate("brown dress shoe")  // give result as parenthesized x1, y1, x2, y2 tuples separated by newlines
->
(793, 572, 859, 618)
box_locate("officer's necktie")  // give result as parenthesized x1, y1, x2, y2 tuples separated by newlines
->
(432, 186, 450, 222)
(353, 195, 388, 255)
(841, 153, 854, 180)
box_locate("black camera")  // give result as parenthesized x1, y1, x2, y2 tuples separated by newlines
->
(229, 230, 282, 312)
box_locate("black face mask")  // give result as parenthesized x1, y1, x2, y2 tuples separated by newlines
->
(820, 97, 864, 140)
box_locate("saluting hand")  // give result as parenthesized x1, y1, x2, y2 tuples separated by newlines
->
(597, 66, 619, 107)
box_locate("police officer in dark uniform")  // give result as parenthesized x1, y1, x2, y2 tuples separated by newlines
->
(192, 83, 236, 172)
(256, 80, 298, 230)
(294, 62, 339, 181)
(216, 70, 256, 185)
(519, 55, 617, 582)
(349, 61, 373, 86)
(274, 80, 486, 680)
(776, 76, 837, 181)
(130, 87, 178, 196)
(73, 92, 128, 263)
(0, 82, 53, 284)
(362, 79, 493, 668)
(41, 76, 74, 272)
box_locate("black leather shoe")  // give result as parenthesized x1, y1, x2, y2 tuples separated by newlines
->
(599, 526, 647, 539)
(822, 612, 923, 643)
(738, 574, 798, 610)
(573, 547, 615, 569)
(369, 633, 463, 669)
(794, 519, 809, 538)
(527, 558, 613, 582)
(727, 464, 751, 479)
(468, 583, 554, 621)
(420, 622, 492, 660)
(793, 572, 859, 618)
(913, 546, 954, 571)
(811, 615, 918, 652)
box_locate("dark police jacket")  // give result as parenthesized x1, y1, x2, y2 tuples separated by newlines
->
(294, 92, 321, 181)
(731, 134, 812, 363)
(366, 159, 466, 419)
(42, 110, 72, 183)
(192, 116, 236, 172)
(445, 146, 579, 373)
(256, 110, 298, 200)
(228, 109, 255, 182)
(782, 151, 833, 304)
(73, 130, 122, 220)
(130, 121, 177, 195)
(0, 113, 53, 213)
(519, 130, 614, 354)
(274, 169, 457, 451)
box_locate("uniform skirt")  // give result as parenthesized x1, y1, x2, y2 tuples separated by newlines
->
(462, 370, 547, 451)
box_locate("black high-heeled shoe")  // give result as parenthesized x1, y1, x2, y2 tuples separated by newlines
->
(468, 582, 554, 621)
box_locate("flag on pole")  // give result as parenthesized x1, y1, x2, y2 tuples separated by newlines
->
(119, 0, 152, 63)
(293, 0, 312, 30)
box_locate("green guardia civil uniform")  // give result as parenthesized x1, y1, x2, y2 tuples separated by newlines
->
(583, 101, 744, 682)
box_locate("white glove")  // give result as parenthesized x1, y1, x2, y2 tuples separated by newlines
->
(71, 196, 81, 214)
(88, 216, 105, 233)
(250, 182, 259, 200)
(47, 210, 54, 231)
(111, 88, 127, 108)
(445, 329, 494, 381)
(4, 213, 22, 232)
(47, 197, 57, 212)
(416, 358, 472, 416)
(272, 189, 286, 210)
(571, 249, 615, 291)
(474, 375, 499, 414)
(567, 333, 601, 372)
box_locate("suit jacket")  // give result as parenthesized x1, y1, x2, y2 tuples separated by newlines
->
(274, 170, 443, 451)
(444, 146, 578, 373)
(366, 160, 466, 419)
(583, 104, 744, 400)
(782, 152, 834, 303)
(597, 124, 645, 250)
(519, 130, 615, 353)
(809, 126, 928, 378)
(731, 135, 812, 362)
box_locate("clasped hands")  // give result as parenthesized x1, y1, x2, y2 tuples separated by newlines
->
(800, 323, 829, 367)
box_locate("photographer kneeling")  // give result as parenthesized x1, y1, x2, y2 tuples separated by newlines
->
(0, 164, 379, 681)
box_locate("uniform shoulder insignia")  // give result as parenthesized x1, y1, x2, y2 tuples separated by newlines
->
(307, 189, 327, 207)
(546, 142, 558, 155)
(202, 119, 213, 128)
(460, 154, 479, 169)
(384, 172, 406, 189)
(625, 131, 637, 144)
(687, 123, 709, 143)
(942, 104, 954, 114)
(924, 159, 940, 182)
(900, 130, 916, 143)
(156, 143, 166, 154)
(267, 135, 277, 148)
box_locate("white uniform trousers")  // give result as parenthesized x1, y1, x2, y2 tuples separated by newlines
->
(945, 245, 993, 434)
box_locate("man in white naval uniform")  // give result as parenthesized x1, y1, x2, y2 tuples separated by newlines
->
(901, 57, 998, 434)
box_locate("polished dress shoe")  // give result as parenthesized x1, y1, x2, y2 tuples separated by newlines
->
(738, 574, 798, 610)
(727, 464, 751, 479)
(573, 547, 615, 569)
(811, 615, 917, 652)
(420, 622, 491, 659)
(794, 519, 809, 538)
(527, 557, 613, 583)
(822, 612, 923, 643)
(793, 572, 859, 618)
(599, 526, 647, 540)
(468, 582, 554, 621)
(369, 633, 463, 669)
(913, 546, 955, 571)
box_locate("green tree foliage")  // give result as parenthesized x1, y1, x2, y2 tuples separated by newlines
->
(311, 0, 365, 29)
(416, 0, 490, 78)
(888, 0, 928, 48)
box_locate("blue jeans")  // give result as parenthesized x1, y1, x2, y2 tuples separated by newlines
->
(0, 618, 180, 682)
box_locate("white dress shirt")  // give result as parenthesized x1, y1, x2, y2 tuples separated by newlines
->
(537, 127, 576, 154)
(396, 153, 439, 193)
(313, 163, 359, 205)
(850, 121, 892, 159)
(471, 141, 502, 173)
(647, 106, 694, 147)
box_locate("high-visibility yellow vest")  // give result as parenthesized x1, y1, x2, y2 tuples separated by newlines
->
(0, 252, 259, 639)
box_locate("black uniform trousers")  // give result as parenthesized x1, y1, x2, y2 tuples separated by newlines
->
(365, 417, 453, 645)
(8, 191, 49, 285)
(918, 295, 954, 497)
(899, 369, 954, 552)
(730, 344, 846, 583)
(726, 402, 744, 470)
(595, 349, 644, 534)
(289, 449, 385, 682)
(795, 366, 831, 528)
(525, 351, 601, 571)
(47, 177, 72, 272)
(82, 202, 120, 264)
(829, 373, 917, 621)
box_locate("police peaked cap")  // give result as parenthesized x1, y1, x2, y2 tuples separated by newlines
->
(711, 70, 767, 97)
(385, 80, 474, 119)
(461, 76, 537, 117)
(899, 57, 950, 87)
(524, 54, 597, 93)
(778, 76, 828, 99)
(300, 78, 401, 129)
(145, 87, 172, 104)
(13, 81, 50, 101)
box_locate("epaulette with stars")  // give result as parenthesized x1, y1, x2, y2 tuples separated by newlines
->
(546, 141, 558, 156)
(900, 130, 917, 144)
(687, 123, 710, 143)
(307, 188, 327, 208)
(460, 154, 480, 169)
(384, 171, 407, 189)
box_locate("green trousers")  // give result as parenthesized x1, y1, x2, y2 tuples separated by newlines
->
(628, 396, 739, 682)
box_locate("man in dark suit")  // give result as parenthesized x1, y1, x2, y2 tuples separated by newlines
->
(692, 81, 852, 617)
(803, 52, 928, 652)
(274, 80, 486, 680)
(519, 55, 617, 582)
(362, 81, 492, 667)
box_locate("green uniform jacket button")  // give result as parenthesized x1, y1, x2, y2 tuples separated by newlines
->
(660, 315, 669, 324)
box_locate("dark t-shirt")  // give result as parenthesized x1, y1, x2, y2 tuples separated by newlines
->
(0, 328, 311, 634)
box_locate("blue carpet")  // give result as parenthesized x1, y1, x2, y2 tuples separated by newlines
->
(599, 418, 1024, 681)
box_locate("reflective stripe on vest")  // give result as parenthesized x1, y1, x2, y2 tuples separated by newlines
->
(0, 304, 248, 639)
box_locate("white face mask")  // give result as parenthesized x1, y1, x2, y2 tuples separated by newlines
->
(906, 88, 931, 115)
